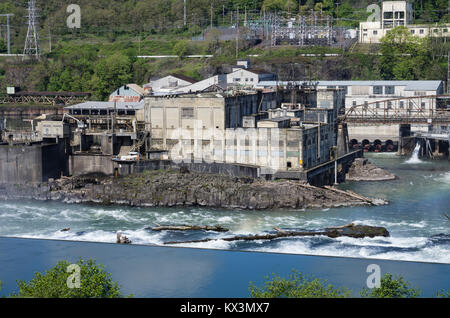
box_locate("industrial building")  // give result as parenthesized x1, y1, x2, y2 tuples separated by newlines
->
(359, 1, 450, 44)
(109, 84, 145, 103)
(143, 87, 347, 178)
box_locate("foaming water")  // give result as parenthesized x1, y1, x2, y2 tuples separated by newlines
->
(404, 143, 427, 164)
(0, 154, 449, 264)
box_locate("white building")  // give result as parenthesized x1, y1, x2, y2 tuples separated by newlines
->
(144, 75, 197, 95)
(359, 1, 450, 43)
(226, 68, 276, 87)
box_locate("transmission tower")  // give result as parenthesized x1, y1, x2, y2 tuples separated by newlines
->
(23, 0, 40, 60)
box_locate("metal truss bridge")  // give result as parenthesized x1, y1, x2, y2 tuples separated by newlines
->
(0, 91, 91, 106)
(340, 95, 450, 125)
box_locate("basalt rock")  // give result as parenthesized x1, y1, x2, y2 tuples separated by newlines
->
(346, 158, 396, 182)
(0, 170, 384, 210)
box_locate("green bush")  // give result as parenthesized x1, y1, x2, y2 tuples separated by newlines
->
(360, 273, 421, 298)
(249, 270, 351, 298)
(10, 258, 130, 298)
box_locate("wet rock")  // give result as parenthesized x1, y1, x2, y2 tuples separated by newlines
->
(0, 170, 381, 210)
(346, 158, 396, 181)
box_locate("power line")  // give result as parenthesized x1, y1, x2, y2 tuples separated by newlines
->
(23, 0, 40, 60)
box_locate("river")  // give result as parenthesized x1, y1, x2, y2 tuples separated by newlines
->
(0, 153, 449, 264)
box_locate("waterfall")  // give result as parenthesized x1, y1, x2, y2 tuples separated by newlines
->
(405, 142, 423, 164)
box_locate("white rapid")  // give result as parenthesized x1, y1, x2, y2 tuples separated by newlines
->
(405, 142, 423, 164)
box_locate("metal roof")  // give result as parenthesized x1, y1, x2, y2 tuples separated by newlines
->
(65, 101, 144, 110)
(257, 80, 443, 91)
(316, 81, 443, 91)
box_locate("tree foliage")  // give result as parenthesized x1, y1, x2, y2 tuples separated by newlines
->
(360, 273, 421, 298)
(10, 258, 128, 298)
(249, 271, 351, 298)
(379, 26, 433, 80)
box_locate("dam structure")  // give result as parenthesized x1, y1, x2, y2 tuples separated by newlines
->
(0, 84, 360, 186)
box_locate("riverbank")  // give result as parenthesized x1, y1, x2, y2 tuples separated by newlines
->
(0, 169, 386, 210)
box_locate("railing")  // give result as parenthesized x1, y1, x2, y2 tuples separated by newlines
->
(341, 95, 450, 124)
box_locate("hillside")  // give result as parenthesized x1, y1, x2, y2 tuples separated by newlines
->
(0, 0, 449, 99)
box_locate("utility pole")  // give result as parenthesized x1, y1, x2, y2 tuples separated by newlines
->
(48, 19, 51, 53)
(210, 3, 213, 29)
(0, 14, 14, 55)
(447, 51, 450, 94)
(23, 0, 40, 60)
(184, 0, 187, 27)
(236, 8, 239, 59)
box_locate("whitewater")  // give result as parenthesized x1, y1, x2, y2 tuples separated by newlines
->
(0, 153, 449, 264)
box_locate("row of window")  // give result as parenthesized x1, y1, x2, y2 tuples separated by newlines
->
(352, 101, 427, 109)
(233, 78, 254, 82)
(373, 85, 395, 95)
(364, 28, 448, 36)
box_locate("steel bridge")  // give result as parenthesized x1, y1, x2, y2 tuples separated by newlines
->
(0, 91, 91, 106)
(340, 95, 450, 125)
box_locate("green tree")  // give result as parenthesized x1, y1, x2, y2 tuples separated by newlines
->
(435, 289, 450, 298)
(360, 273, 421, 298)
(90, 52, 132, 100)
(10, 258, 129, 298)
(0, 39, 6, 53)
(173, 40, 190, 59)
(249, 271, 351, 298)
(379, 26, 431, 80)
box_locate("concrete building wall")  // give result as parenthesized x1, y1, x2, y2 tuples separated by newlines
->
(359, 1, 449, 43)
(69, 154, 114, 176)
(0, 142, 67, 183)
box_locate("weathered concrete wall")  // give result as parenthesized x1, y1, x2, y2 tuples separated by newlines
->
(348, 124, 400, 142)
(115, 160, 260, 179)
(0, 142, 67, 183)
(69, 154, 114, 176)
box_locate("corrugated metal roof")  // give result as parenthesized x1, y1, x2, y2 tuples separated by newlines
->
(256, 80, 443, 92)
(65, 101, 144, 110)
(316, 80, 442, 91)
(125, 84, 145, 95)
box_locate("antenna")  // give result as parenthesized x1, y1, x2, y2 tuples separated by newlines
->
(23, 0, 40, 60)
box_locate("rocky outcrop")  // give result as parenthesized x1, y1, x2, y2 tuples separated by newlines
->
(0, 169, 385, 210)
(164, 223, 390, 245)
(346, 158, 396, 182)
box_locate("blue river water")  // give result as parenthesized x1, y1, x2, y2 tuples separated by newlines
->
(0, 153, 449, 264)
(0, 237, 449, 297)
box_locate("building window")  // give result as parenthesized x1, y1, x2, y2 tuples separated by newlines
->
(181, 107, 194, 119)
(373, 30, 378, 35)
(385, 86, 395, 94)
(434, 29, 439, 33)
(400, 101, 404, 109)
(376, 102, 380, 108)
(373, 86, 383, 94)
(352, 101, 357, 106)
(234, 78, 240, 82)
(420, 29, 424, 34)
(410, 29, 415, 34)
(338, 86, 348, 94)
(384, 12, 393, 19)
(387, 101, 393, 109)
(421, 102, 426, 109)
(444, 29, 448, 33)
